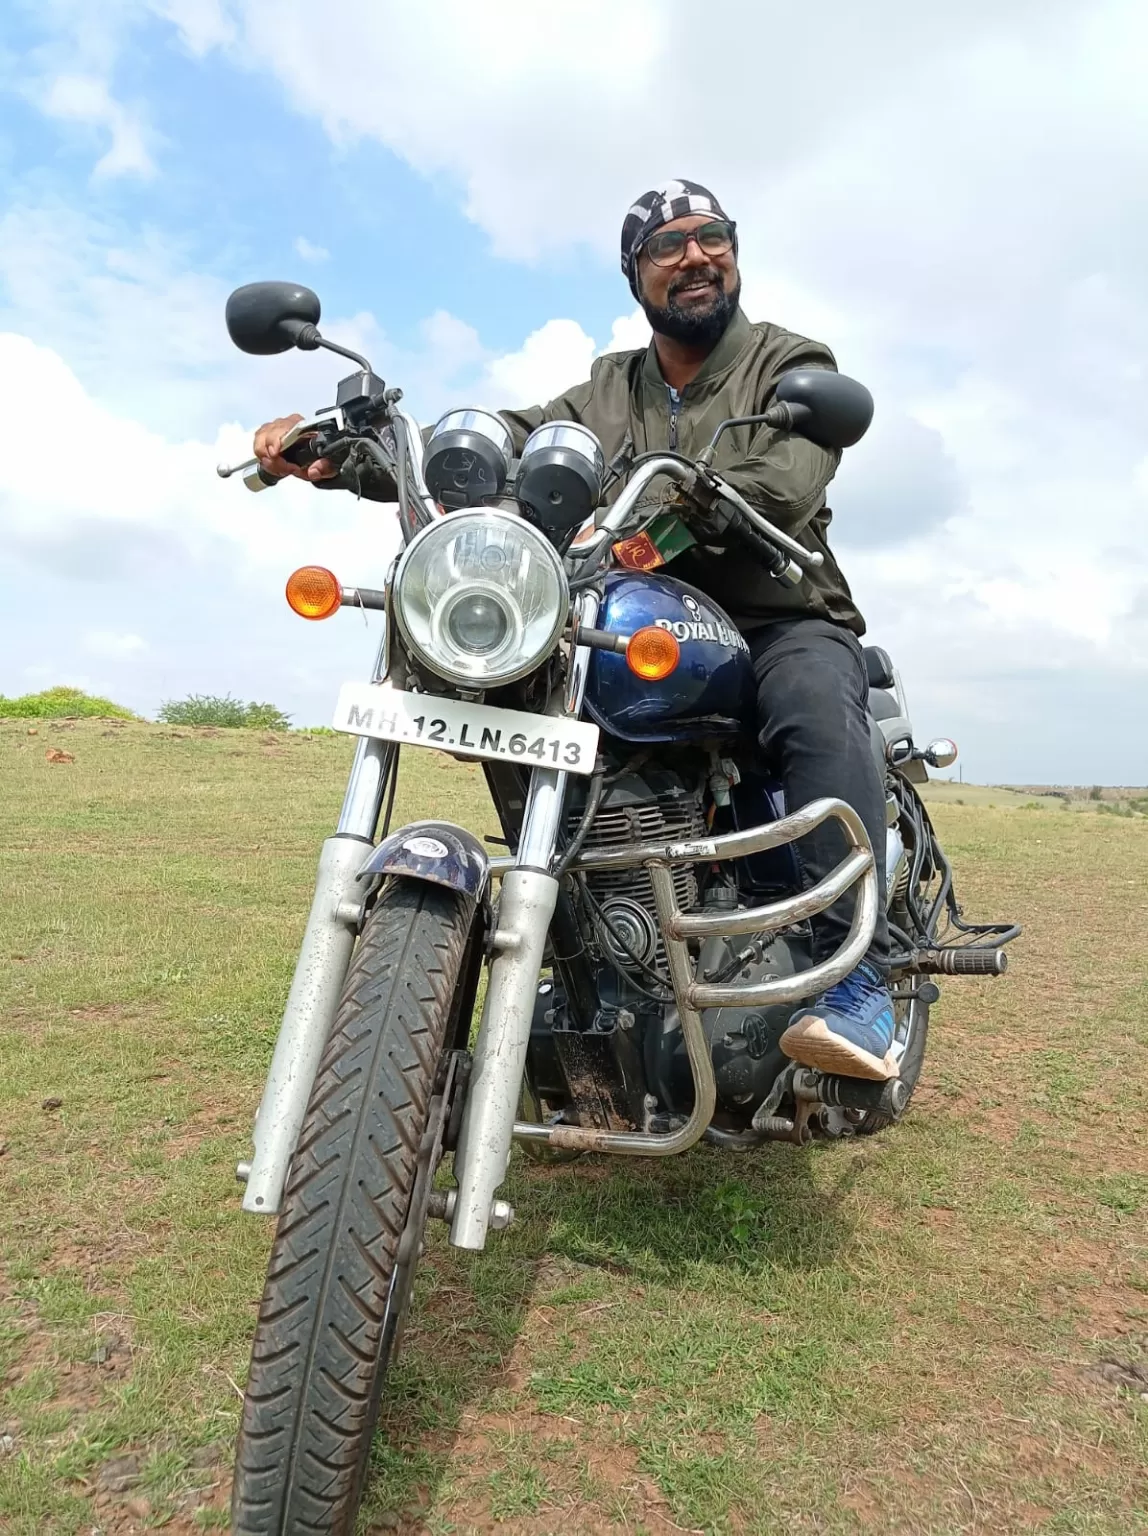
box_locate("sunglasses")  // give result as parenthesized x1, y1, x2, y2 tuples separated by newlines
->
(640, 218, 736, 269)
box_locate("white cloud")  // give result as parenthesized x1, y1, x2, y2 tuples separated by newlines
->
(294, 235, 329, 263)
(0, 332, 382, 578)
(600, 310, 651, 357)
(84, 630, 148, 657)
(478, 309, 650, 410)
(8, 0, 1148, 775)
(40, 73, 156, 179)
(0, 200, 237, 437)
(482, 319, 596, 409)
(151, 0, 236, 54)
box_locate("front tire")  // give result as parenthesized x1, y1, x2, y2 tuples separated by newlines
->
(232, 879, 473, 1536)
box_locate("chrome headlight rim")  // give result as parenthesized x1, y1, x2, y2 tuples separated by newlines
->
(393, 507, 569, 688)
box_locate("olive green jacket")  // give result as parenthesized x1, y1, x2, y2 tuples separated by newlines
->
(329, 307, 864, 635)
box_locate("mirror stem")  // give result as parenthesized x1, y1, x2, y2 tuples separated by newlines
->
(288, 321, 372, 373)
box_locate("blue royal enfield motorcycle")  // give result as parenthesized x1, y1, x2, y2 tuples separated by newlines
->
(216, 282, 1019, 1536)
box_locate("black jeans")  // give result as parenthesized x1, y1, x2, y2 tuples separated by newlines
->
(749, 618, 890, 974)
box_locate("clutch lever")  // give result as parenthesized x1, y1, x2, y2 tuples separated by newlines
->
(699, 470, 824, 575)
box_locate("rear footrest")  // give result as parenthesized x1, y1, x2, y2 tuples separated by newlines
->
(795, 1067, 909, 1118)
(912, 947, 1007, 976)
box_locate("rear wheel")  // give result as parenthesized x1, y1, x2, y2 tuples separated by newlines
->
(231, 879, 474, 1536)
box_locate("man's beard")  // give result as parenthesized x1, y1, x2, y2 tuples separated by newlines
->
(641, 268, 741, 347)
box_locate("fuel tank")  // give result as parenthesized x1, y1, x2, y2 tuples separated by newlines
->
(585, 570, 756, 744)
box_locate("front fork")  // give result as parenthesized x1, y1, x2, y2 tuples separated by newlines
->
(448, 771, 565, 1250)
(448, 591, 600, 1249)
(239, 735, 393, 1214)
(241, 592, 597, 1230)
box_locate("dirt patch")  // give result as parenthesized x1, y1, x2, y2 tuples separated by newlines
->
(161, 1103, 245, 1160)
(2, 1282, 135, 1418)
(418, 1416, 699, 1535)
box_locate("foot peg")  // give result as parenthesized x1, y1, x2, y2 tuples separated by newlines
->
(912, 947, 1007, 976)
(793, 1067, 909, 1120)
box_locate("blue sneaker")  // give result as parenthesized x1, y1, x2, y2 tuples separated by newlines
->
(780, 962, 898, 1081)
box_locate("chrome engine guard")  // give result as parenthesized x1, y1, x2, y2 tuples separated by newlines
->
(507, 795, 879, 1157)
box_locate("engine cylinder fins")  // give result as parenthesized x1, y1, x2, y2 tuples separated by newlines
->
(569, 781, 707, 975)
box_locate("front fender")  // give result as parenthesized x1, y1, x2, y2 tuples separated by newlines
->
(357, 820, 489, 905)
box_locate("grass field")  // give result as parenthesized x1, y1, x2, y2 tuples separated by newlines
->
(2, 719, 1147, 1535)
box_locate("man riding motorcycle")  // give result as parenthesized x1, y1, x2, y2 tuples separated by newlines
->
(253, 178, 897, 1082)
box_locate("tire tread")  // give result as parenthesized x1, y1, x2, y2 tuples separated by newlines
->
(231, 880, 470, 1535)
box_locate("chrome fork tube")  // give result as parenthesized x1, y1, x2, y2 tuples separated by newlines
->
(337, 738, 392, 837)
(448, 862, 561, 1249)
(449, 592, 598, 1250)
(243, 615, 394, 1215)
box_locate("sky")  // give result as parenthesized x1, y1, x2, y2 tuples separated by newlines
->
(1, 0, 1145, 782)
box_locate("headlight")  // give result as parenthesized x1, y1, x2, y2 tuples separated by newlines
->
(393, 508, 568, 686)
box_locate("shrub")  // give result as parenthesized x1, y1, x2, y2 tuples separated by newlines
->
(1089, 785, 1104, 801)
(158, 694, 292, 730)
(0, 686, 136, 719)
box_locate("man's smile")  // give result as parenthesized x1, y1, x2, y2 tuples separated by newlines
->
(672, 277, 720, 303)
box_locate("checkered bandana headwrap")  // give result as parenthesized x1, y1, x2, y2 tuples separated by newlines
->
(620, 179, 735, 298)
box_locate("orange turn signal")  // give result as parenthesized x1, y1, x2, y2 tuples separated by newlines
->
(625, 624, 680, 681)
(286, 565, 342, 620)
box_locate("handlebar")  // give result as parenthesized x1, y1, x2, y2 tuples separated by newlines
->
(216, 403, 437, 538)
(567, 456, 696, 564)
(221, 404, 816, 588)
(565, 454, 819, 589)
(704, 473, 824, 572)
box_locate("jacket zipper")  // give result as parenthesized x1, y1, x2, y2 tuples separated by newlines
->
(667, 385, 681, 449)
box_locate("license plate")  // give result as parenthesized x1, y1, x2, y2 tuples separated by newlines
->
(332, 682, 600, 775)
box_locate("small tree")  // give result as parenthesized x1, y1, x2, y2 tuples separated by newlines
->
(1089, 785, 1103, 801)
(158, 694, 292, 730)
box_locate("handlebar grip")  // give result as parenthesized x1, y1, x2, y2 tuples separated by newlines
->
(243, 465, 283, 493)
(724, 506, 802, 586)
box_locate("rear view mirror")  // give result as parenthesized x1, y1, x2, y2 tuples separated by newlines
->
(924, 738, 959, 769)
(774, 369, 874, 449)
(225, 282, 322, 355)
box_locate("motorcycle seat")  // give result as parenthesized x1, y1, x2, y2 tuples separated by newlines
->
(863, 645, 914, 751)
(863, 645, 896, 691)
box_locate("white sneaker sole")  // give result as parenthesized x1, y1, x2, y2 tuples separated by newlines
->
(779, 1015, 900, 1081)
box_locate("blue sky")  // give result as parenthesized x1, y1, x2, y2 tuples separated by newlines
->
(2, 0, 1146, 781)
(0, 2, 626, 414)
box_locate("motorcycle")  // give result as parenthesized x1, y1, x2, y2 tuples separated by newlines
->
(217, 281, 1019, 1536)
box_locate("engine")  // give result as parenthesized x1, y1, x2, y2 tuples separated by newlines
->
(570, 766, 706, 973)
(564, 765, 814, 1122)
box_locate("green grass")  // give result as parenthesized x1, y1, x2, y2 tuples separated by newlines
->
(2, 721, 1146, 1533)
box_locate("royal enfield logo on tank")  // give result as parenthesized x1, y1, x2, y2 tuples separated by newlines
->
(655, 592, 750, 651)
